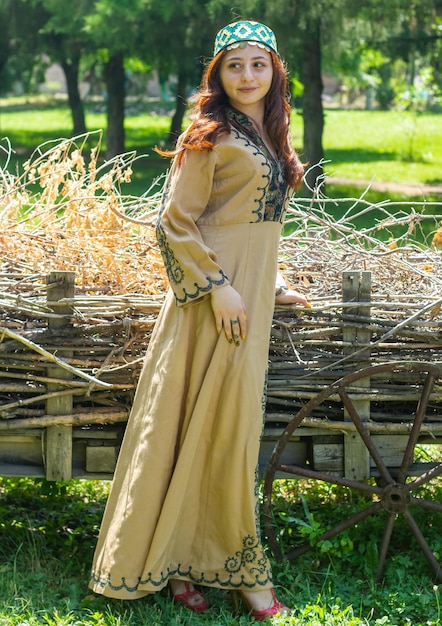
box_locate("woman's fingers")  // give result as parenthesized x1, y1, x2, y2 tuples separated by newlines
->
(236, 310, 247, 342)
(275, 288, 310, 308)
(211, 285, 247, 345)
(229, 318, 241, 345)
(225, 308, 247, 345)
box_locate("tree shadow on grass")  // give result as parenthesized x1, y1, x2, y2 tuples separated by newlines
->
(1, 130, 73, 155)
(0, 478, 107, 559)
(325, 147, 397, 164)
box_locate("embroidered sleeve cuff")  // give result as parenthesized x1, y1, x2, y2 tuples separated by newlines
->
(174, 270, 230, 306)
(275, 284, 289, 297)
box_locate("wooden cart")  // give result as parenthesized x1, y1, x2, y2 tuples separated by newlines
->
(263, 271, 442, 584)
(1, 270, 441, 582)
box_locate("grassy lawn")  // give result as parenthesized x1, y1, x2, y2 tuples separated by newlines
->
(322, 109, 442, 186)
(1, 98, 442, 198)
(0, 477, 440, 625)
(0, 98, 172, 197)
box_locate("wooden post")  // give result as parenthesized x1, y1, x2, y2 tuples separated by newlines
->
(44, 271, 75, 481)
(342, 271, 371, 480)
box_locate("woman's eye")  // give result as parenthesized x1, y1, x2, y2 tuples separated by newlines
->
(224, 60, 268, 70)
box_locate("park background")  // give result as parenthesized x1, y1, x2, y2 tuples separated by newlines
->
(1, 1, 442, 625)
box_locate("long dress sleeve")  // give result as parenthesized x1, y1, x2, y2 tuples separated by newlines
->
(156, 147, 230, 306)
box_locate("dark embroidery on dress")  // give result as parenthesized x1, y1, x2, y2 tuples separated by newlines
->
(227, 108, 289, 224)
(156, 223, 185, 285)
(264, 161, 288, 223)
(254, 465, 262, 542)
(224, 535, 270, 578)
(155, 178, 185, 286)
(228, 125, 269, 223)
(174, 269, 229, 305)
(90, 537, 272, 592)
(254, 370, 269, 541)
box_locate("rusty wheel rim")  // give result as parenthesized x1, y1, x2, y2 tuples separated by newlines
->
(262, 361, 442, 583)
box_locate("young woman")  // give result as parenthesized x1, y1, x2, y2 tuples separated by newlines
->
(89, 20, 307, 620)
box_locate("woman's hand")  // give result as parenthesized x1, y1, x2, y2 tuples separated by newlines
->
(210, 284, 247, 345)
(275, 287, 310, 307)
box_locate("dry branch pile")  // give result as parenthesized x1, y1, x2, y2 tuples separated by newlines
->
(0, 132, 168, 295)
(1, 135, 441, 429)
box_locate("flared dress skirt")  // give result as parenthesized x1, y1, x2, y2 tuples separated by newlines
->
(89, 220, 282, 599)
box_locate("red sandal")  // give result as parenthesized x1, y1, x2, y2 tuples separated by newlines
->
(172, 582, 209, 613)
(239, 588, 290, 621)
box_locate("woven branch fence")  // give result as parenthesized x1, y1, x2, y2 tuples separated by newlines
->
(1, 134, 441, 478)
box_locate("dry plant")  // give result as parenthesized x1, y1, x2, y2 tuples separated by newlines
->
(1, 135, 441, 303)
(278, 168, 442, 304)
(0, 132, 168, 295)
(0, 137, 441, 427)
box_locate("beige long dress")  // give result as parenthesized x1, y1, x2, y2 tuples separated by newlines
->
(89, 109, 292, 599)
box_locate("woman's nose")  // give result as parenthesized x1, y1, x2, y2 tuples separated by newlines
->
(241, 65, 253, 81)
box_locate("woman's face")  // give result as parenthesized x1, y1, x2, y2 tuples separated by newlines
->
(219, 44, 273, 116)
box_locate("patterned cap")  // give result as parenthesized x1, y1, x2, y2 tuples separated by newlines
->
(214, 20, 278, 57)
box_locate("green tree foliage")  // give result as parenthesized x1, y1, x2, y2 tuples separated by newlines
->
(28, 0, 93, 134)
(1, 0, 441, 169)
(82, 0, 220, 154)
(0, 0, 50, 95)
(83, 0, 154, 157)
(139, 0, 225, 143)
(334, 0, 442, 110)
(0, 1, 11, 82)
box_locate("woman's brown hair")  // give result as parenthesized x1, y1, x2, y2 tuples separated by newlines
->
(156, 49, 304, 190)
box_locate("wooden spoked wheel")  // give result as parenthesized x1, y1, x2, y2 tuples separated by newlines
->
(262, 361, 442, 583)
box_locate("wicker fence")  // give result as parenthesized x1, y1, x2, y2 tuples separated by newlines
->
(1, 269, 441, 481)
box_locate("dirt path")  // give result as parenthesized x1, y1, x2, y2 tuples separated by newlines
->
(327, 177, 442, 197)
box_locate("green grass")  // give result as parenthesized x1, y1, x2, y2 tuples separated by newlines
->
(322, 109, 442, 186)
(0, 96, 173, 152)
(2, 99, 442, 199)
(0, 98, 172, 197)
(0, 477, 440, 625)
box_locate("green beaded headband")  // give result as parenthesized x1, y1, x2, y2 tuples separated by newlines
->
(214, 20, 278, 57)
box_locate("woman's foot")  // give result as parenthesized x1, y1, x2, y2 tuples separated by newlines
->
(169, 579, 208, 613)
(239, 588, 290, 621)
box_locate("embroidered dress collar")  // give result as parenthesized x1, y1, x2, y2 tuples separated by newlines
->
(226, 108, 278, 163)
(227, 108, 288, 223)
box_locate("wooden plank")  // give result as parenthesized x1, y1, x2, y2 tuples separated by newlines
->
(0, 462, 45, 478)
(44, 272, 75, 481)
(0, 435, 43, 467)
(312, 435, 344, 474)
(259, 430, 307, 475)
(73, 428, 122, 440)
(86, 446, 118, 473)
(342, 271, 371, 480)
(370, 435, 408, 468)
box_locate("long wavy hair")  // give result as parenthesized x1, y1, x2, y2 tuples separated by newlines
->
(157, 48, 304, 190)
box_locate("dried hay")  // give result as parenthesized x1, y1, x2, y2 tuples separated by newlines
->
(0, 132, 168, 295)
(0, 135, 441, 427)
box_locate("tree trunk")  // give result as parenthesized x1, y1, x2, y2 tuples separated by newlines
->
(104, 52, 126, 158)
(61, 55, 87, 136)
(168, 68, 188, 145)
(301, 18, 324, 195)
